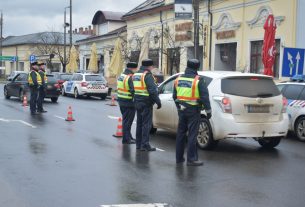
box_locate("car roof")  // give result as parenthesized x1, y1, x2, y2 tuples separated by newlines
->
(193, 71, 272, 79)
(277, 82, 305, 85)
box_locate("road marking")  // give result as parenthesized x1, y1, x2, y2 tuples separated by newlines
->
(156, 148, 165, 152)
(0, 118, 37, 128)
(54, 115, 66, 120)
(101, 204, 170, 207)
(108, 115, 120, 120)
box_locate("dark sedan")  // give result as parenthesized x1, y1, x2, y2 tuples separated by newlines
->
(4, 73, 61, 103)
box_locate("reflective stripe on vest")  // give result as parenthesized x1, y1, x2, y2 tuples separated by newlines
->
(133, 71, 149, 96)
(175, 75, 200, 105)
(28, 71, 42, 86)
(117, 74, 133, 100)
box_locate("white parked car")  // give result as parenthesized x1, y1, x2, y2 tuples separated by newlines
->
(62, 73, 109, 100)
(277, 81, 305, 141)
(153, 71, 289, 150)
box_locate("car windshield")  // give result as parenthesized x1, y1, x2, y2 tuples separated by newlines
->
(85, 75, 106, 82)
(46, 75, 56, 82)
(60, 74, 72, 81)
(221, 76, 281, 98)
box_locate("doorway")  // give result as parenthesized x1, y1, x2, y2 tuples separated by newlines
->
(214, 43, 237, 71)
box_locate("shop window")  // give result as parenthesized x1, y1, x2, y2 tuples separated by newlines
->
(250, 39, 280, 78)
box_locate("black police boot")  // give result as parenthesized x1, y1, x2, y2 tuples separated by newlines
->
(140, 145, 156, 152)
(176, 158, 186, 164)
(187, 160, 204, 166)
(122, 140, 136, 145)
(38, 109, 47, 113)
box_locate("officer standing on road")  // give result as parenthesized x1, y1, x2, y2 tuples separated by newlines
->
(133, 59, 162, 151)
(173, 59, 211, 166)
(28, 62, 42, 115)
(37, 62, 48, 113)
(117, 62, 138, 145)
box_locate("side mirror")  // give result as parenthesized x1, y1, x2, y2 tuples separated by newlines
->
(7, 77, 12, 81)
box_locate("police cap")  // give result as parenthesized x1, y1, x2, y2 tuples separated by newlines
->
(127, 62, 138, 68)
(31, 61, 38, 66)
(142, 59, 154, 67)
(187, 59, 200, 70)
(38, 62, 46, 66)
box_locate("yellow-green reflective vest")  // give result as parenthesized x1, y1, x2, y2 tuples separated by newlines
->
(42, 71, 48, 84)
(28, 71, 42, 86)
(117, 74, 133, 100)
(175, 75, 200, 105)
(133, 71, 149, 96)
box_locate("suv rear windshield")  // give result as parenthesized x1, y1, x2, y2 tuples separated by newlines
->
(221, 76, 281, 98)
(85, 75, 106, 82)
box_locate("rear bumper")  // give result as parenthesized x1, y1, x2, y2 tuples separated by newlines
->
(45, 89, 60, 98)
(210, 113, 289, 140)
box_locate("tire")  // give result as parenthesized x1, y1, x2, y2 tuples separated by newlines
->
(61, 87, 66, 96)
(258, 137, 282, 149)
(51, 97, 58, 103)
(4, 87, 10, 99)
(100, 94, 107, 100)
(294, 116, 305, 142)
(19, 89, 25, 102)
(74, 88, 80, 99)
(197, 118, 218, 150)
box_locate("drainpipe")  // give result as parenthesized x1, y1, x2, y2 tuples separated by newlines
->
(208, 0, 213, 70)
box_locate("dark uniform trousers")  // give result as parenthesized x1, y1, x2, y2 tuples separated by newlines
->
(136, 105, 153, 148)
(176, 107, 201, 162)
(30, 86, 38, 113)
(120, 106, 136, 142)
(37, 86, 45, 111)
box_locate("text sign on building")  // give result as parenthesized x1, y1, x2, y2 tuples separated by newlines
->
(175, 0, 193, 19)
(216, 30, 235, 40)
(175, 22, 193, 42)
(282, 47, 305, 77)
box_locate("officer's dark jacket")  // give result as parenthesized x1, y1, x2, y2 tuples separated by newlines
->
(29, 70, 39, 87)
(134, 66, 161, 107)
(173, 67, 211, 111)
(118, 68, 135, 108)
(38, 70, 46, 85)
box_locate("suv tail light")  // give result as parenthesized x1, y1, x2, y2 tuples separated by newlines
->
(58, 80, 64, 84)
(282, 97, 288, 113)
(54, 83, 60, 89)
(81, 82, 88, 87)
(214, 96, 232, 114)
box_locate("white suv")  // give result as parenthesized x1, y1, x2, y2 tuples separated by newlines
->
(62, 73, 109, 100)
(153, 71, 289, 150)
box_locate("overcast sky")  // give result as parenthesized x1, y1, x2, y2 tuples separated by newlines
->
(0, 0, 144, 36)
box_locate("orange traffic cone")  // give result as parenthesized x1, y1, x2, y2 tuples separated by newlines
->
(22, 95, 28, 107)
(113, 117, 123, 138)
(108, 95, 117, 106)
(65, 106, 75, 121)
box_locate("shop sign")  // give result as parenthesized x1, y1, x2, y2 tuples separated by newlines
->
(216, 30, 235, 40)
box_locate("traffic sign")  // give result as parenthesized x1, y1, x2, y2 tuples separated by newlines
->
(0, 56, 18, 62)
(175, 0, 193, 19)
(29, 55, 36, 63)
(282, 47, 305, 77)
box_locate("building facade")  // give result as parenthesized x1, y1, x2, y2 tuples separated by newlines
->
(123, 0, 300, 79)
(77, 11, 127, 79)
(1, 32, 88, 75)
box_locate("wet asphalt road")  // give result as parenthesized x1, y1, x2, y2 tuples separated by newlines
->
(1, 84, 305, 207)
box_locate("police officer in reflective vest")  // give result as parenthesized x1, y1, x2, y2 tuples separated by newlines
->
(133, 59, 162, 151)
(37, 62, 48, 113)
(28, 62, 42, 115)
(117, 62, 138, 144)
(173, 59, 211, 166)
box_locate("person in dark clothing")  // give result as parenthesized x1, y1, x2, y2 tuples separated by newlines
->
(173, 59, 211, 166)
(37, 62, 47, 113)
(28, 62, 42, 115)
(117, 62, 138, 144)
(133, 59, 162, 151)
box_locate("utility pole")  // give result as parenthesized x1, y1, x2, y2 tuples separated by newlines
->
(0, 11, 3, 68)
(193, 0, 200, 60)
(64, 6, 70, 73)
(69, 0, 72, 49)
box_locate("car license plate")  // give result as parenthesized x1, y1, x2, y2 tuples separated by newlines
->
(247, 105, 270, 113)
(47, 85, 53, 89)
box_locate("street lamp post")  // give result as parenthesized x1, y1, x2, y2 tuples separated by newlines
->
(69, 0, 72, 49)
(193, 0, 200, 60)
(64, 6, 70, 73)
(0, 11, 3, 68)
